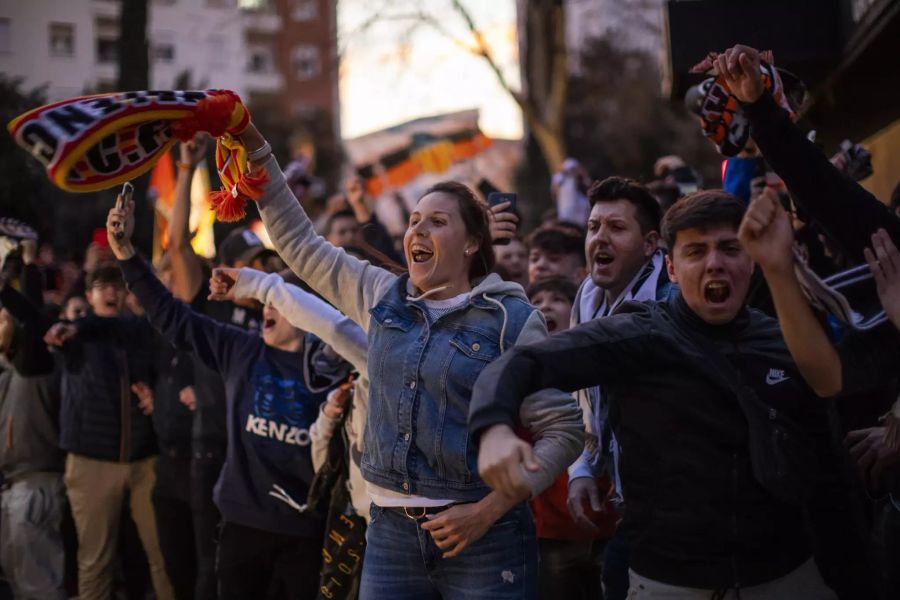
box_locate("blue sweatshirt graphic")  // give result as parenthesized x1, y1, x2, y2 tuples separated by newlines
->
(120, 255, 346, 537)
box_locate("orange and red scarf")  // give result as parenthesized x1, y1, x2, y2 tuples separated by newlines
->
(7, 89, 266, 221)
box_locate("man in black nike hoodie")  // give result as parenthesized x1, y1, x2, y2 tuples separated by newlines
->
(470, 191, 897, 598)
(102, 194, 349, 600)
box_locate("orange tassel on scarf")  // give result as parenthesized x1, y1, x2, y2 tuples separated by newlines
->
(171, 90, 267, 222)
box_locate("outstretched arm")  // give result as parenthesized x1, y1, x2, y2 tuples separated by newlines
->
(210, 266, 369, 373)
(715, 44, 900, 262)
(738, 190, 843, 396)
(470, 311, 656, 495)
(239, 124, 398, 330)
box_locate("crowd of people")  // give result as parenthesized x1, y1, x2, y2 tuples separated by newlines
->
(1, 44, 899, 600)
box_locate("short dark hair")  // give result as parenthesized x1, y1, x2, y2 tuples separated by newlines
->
(587, 176, 661, 235)
(85, 263, 124, 288)
(324, 209, 358, 237)
(525, 226, 586, 266)
(661, 190, 746, 250)
(527, 276, 578, 304)
(420, 181, 495, 280)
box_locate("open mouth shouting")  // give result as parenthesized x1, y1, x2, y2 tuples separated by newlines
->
(410, 243, 434, 265)
(544, 314, 559, 332)
(263, 317, 277, 332)
(703, 280, 731, 304)
(594, 251, 614, 267)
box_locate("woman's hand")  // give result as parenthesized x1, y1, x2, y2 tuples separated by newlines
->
(106, 194, 136, 260)
(208, 268, 239, 301)
(420, 490, 524, 558)
(489, 201, 519, 244)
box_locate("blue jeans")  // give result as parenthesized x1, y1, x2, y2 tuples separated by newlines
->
(360, 503, 538, 600)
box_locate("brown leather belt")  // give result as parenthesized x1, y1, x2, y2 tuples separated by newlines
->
(384, 503, 457, 521)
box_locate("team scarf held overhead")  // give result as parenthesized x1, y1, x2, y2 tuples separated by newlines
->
(689, 51, 795, 156)
(7, 89, 266, 222)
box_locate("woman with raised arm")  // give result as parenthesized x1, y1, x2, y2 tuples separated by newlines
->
(232, 124, 583, 599)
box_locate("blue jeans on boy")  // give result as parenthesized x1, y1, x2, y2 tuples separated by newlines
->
(360, 502, 538, 600)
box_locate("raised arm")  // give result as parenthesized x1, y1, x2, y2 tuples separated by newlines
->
(240, 124, 397, 330)
(224, 267, 369, 373)
(715, 44, 900, 262)
(167, 136, 207, 302)
(738, 190, 842, 396)
(108, 192, 247, 373)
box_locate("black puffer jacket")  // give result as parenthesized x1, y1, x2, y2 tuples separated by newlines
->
(472, 293, 897, 588)
(58, 315, 157, 462)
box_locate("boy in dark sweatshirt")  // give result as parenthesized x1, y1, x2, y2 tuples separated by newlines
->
(102, 195, 349, 600)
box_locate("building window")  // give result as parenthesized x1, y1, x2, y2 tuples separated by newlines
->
(96, 37, 117, 63)
(0, 19, 10, 54)
(247, 44, 274, 73)
(291, 45, 320, 80)
(292, 0, 318, 21)
(95, 17, 118, 64)
(49, 23, 75, 57)
(153, 42, 175, 62)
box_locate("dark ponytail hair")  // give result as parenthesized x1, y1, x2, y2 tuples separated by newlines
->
(420, 181, 495, 281)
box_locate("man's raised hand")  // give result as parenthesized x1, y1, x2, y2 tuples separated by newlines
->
(477, 424, 538, 498)
(107, 193, 136, 260)
(738, 189, 795, 274)
(713, 44, 765, 104)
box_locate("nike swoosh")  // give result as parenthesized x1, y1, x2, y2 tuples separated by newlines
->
(766, 374, 790, 385)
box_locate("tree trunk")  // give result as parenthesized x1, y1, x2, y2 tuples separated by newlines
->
(520, 0, 568, 172)
(117, 0, 153, 255)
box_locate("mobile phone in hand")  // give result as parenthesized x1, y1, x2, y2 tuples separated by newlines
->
(113, 182, 134, 240)
(488, 192, 517, 246)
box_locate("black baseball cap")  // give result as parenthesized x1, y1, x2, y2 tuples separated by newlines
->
(217, 228, 276, 267)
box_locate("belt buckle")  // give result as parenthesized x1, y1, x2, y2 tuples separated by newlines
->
(403, 506, 426, 520)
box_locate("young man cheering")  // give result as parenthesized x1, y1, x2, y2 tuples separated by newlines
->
(471, 191, 846, 599)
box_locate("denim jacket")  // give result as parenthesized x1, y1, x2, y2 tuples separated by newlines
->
(254, 154, 584, 499)
(363, 274, 545, 499)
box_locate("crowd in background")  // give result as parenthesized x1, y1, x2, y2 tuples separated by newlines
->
(0, 44, 899, 600)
